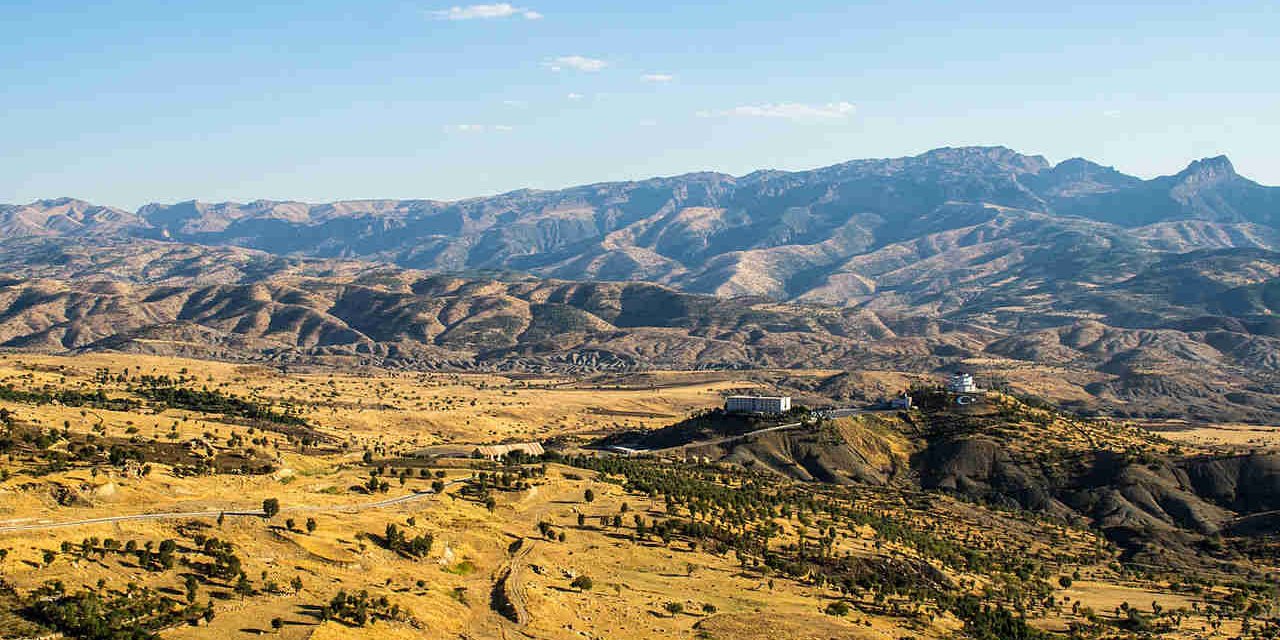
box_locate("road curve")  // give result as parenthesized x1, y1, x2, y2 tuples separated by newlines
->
(0, 480, 465, 534)
(645, 421, 805, 454)
(628, 408, 884, 456)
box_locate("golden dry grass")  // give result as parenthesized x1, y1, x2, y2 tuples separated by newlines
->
(0, 352, 1266, 639)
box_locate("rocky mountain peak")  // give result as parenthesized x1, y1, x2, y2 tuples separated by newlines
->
(1030, 158, 1143, 197)
(1053, 157, 1110, 175)
(1176, 155, 1237, 185)
(915, 146, 1051, 174)
(33, 197, 97, 209)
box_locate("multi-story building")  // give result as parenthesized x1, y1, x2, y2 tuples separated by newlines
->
(725, 395, 792, 414)
(946, 372, 979, 394)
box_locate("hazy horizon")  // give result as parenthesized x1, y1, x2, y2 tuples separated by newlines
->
(7, 145, 1274, 210)
(4, 1, 1276, 209)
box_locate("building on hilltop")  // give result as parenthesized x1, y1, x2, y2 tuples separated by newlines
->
(725, 395, 791, 414)
(946, 372, 979, 394)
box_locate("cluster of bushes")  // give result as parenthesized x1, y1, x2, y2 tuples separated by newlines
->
(49, 537, 180, 572)
(0, 384, 139, 412)
(364, 464, 450, 492)
(26, 581, 213, 640)
(0, 423, 66, 453)
(132, 385, 305, 426)
(319, 590, 408, 627)
(189, 535, 244, 581)
(948, 595, 1048, 640)
(470, 468, 543, 492)
(379, 523, 434, 558)
(537, 521, 567, 542)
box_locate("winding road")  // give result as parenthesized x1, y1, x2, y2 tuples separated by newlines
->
(646, 420, 806, 454)
(0, 480, 464, 534)
(610, 408, 889, 456)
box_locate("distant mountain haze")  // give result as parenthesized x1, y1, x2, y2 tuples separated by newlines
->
(2, 146, 1278, 422)
(3, 147, 1276, 304)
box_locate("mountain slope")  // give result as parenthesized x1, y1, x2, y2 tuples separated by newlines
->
(7, 147, 1277, 302)
(2, 239, 1279, 422)
(3, 147, 1279, 422)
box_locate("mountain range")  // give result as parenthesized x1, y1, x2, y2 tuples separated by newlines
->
(2, 146, 1278, 422)
(4, 147, 1277, 303)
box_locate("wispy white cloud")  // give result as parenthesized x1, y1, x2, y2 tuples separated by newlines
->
(542, 55, 607, 72)
(641, 73, 674, 83)
(1103, 109, 1122, 118)
(697, 101, 856, 122)
(445, 124, 514, 133)
(566, 92, 584, 100)
(433, 3, 542, 20)
(502, 99, 528, 108)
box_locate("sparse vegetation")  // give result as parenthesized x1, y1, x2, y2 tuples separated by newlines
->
(0, 354, 1277, 640)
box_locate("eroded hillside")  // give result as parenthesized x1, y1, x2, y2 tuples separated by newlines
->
(2, 241, 1279, 423)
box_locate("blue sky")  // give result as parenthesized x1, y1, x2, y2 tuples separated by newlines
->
(2, 0, 1276, 208)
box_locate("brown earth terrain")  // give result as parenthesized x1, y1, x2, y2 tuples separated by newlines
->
(2, 146, 1280, 638)
(0, 353, 1277, 640)
(1, 242, 1278, 424)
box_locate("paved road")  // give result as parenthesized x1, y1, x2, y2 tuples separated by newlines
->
(820, 408, 866, 419)
(640, 421, 805, 455)
(0, 480, 464, 534)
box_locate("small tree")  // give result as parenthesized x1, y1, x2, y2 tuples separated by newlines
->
(305, 517, 317, 534)
(570, 575, 593, 591)
(825, 601, 850, 617)
(234, 573, 254, 598)
(262, 498, 280, 519)
(665, 602, 684, 617)
(271, 617, 283, 633)
(583, 488, 595, 503)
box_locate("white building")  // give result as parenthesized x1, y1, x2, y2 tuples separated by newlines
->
(946, 372, 979, 394)
(725, 395, 792, 414)
(472, 442, 545, 460)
